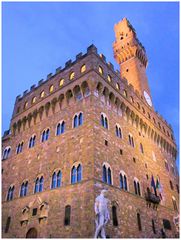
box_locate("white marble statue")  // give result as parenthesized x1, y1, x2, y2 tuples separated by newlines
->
(94, 190, 110, 238)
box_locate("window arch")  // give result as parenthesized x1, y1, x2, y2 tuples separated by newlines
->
(40, 91, 45, 98)
(116, 83, 120, 90)
(107, 74, 112, 82)
(20, 181, 28, 197)
(102, 163, 112, 185)
(69, 71, 75, 80)
(7, 186, 14, 201)
(115, 124, 122, 139)
(112, 205, 118, 226)
(32, 97, 36, 104)
(34, 176, 44, 193)
(41, 128, 50, 142)
(16, 142, 23, 154)
(64, 205, 71, 226)
(2, 146, 11, 160)
(71, 164, 82, 184)
(123, 90, 127, 97)
(51, 170, 62, 189)
(29, 135, 36, 148)
(128, 134, 134, 147)
(120, 171, 128, 191)
(24, 101, 28, 109)
(80, 64, 86, 73)
(73, 112, 83, 128)
(98, 66, 103, 75)
(59, 78, 64, 87)
(49, 85, 54, 93)
(56, 121, 65, 136)
(134, 178, 141, 196)
(101, 113, 108, 129)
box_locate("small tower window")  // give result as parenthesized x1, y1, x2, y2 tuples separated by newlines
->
(49, 85, 54, 93)
(107, 74, 112, 82)
(116, 83, 120, 90)
(59, 79, 64, 87)
(32, 97, 36, 104)
(69, 71, 75, 80)
(24, 101, 28, 109)
(98, 66, 103, 75)
(80, 64, 86, 73)
(137, 213, 142, 231)
(123, 90, 127, 97)
(40, 91, 45, 98)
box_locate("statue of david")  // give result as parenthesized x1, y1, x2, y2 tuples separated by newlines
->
(94, 190, 110, 238)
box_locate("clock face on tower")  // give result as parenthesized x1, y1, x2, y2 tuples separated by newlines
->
(144, 91, 152, 107)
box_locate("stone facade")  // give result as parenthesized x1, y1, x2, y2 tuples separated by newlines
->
(2, 18, 179, 238)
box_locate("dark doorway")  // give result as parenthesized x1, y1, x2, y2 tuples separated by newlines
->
(26, 228, 37, 238)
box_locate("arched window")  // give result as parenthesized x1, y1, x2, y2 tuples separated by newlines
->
(20, 183, 25, 197)
(40, 91, 45, 98)
(102, 164, 112, 185)
(140, 143, 144, 154)
(59, 79, 64, 87)
(124, 175, 127, 191)
(29, 136, 36, 148)
(134, 179, 141, 196)
(20, 182, 28, 197)
(57, 171, 62, 187)
(107, 74, 112, 82)
(128, 134, 134, 147)
(115, 125, 122, 138)
(24, 101, 28, 109)
(73, 115, 78, 128)
(3, 147, 11, 159)
(152, 219, 156, 234)
(69, 72, 75, 80)
(78, 113, 83, 126)
(49, 85, 54, 93)
(41, 131, 46, 142)
(165, 160, 169, 172)
(64, 205, 71, 226)
(102, 165, 107, 183)
(32, 97, 36, 104)
(34, 178, 39, 193)
(137, 213, 142, 231)
(24, 182, 28, 196)
(71, 166, 77, 184)
(46, 129, 50, 141)
(51, 172, 57, 189)
(56, 121, 65, 136)
(107, 168, 112, 185)
(80, 64, 86, 73)
(7, 186, 14, 201)
(61, 121, 65, 133)
(101, 113, 108, 129)
(123, 90, 127, 97)
(116, 83, 120, 90)
(112, 206, 118, 226)
(17, 142, 23, 154)
(120, 174, 123, 189)
(120, 172, 128, 191)
(77, 164, 82, 182)
(73, 113, 83, 128)
(71, 164, 82, 184)
(39, 177, 44, 192)
(98, 66, 103, 75)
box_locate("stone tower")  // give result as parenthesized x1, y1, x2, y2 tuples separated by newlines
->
(113, 18, 152, 107)
(2, 18, 179, 238)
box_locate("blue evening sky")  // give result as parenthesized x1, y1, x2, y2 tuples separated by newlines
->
(2, 2, 179, 168)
